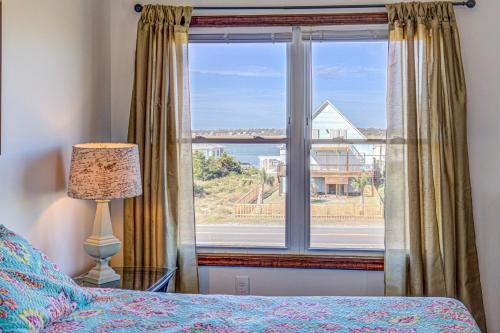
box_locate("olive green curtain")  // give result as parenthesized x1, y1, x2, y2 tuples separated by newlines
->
(384, 2, 486, 330)
(123, 5, 198, 293)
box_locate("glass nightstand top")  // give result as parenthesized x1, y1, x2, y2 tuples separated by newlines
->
(74, 267, 176, 292)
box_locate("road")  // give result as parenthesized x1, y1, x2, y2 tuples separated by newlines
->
(196, 224, 384, 249)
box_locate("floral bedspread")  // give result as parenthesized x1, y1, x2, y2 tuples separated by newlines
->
(42, 289, 480, 333)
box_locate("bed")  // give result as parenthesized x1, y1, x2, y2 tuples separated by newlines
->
(0, 225, 481, 332)
(41, 288, 481, 333)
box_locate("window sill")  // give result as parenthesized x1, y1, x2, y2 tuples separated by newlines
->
(197, 253, 384, 271)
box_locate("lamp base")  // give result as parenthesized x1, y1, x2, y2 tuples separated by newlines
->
(83, 258, 120, 284)
(83, 200, 121, 284)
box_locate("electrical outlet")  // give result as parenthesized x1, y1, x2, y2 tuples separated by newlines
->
(235, 276, 250, 295)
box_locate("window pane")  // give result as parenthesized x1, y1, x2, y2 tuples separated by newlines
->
(312, 41, 387, 128)
(310, 143, 385, 249)
(189, 43, 287, 139)
(193, 143, 286, 247)
(309, 40, 387, 250)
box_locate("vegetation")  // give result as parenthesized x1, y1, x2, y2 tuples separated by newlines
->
(257, 169, 275, 204)
(352, 175, 370, 215)
(310, 178, 318, 197)
(193, 183, 205, 198)
(191, 151, 383, 226)
(193, 172, 266, 224)
(193, 151, 242, 181)
(192, 151, 266, 223)
(377, 184, 385, 202)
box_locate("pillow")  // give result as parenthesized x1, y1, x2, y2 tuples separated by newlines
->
(0, 225, 94, 332)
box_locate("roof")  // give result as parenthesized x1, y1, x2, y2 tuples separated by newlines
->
(312, 100, 367, 140)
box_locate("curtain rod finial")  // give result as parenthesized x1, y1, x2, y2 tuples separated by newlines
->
(134, 4, 143, 13)
(465, 0, 476, 8)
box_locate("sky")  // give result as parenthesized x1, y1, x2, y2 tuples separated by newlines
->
(189, 40, 387, 130)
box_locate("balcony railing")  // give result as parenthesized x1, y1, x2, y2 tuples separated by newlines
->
(310, 164, 373, 172)
(276, 164, 376, 178)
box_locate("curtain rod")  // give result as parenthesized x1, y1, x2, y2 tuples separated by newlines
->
(134, 1, 476, 12)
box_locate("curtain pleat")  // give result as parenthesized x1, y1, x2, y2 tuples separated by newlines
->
(124, 4, 198, 293)
(384, 2, 486, 331)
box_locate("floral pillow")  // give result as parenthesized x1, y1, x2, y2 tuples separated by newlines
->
(0, 225, 94, 332)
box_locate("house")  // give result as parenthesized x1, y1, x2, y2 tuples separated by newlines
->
(266, 101, 383, 197)
(259, 145, 287, 193)
(310, 101, 377, 196)
(192, 144, 225, 158)
(259, 155, 282, 175)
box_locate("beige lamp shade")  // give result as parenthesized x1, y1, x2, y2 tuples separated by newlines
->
(68, 143, 142, 200)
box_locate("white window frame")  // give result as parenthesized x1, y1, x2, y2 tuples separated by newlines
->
(191, 26, 387, 257)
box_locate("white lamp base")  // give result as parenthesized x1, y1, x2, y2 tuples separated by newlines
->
(84, 258, 120, 284)
(83, 200, 121, 284)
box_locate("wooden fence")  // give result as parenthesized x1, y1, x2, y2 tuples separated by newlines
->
(236, 186, 261, 204)
(234, 203, 383, 219)
(236, 183, 279, 204)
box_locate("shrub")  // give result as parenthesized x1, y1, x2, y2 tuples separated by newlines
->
(215, 153, 242, 176)
(192, 151, 243, 180)
(377, 184, 385, 201)
(193, 151, 211, 180)
(193, 183, 205, 197)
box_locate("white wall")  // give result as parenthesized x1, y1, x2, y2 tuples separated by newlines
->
(1, 0, 111, 276)
(458, 0, 500, 331)
(108, 1, 500, 331)
(199, 266, 383, 296)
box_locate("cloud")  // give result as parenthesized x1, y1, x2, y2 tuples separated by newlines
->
(190, 66, 283, 78)
(315, 66, 343, 76)
(314, 65, 385, 79)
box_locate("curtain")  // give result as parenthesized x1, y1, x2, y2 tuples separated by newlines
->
(123, 5, 198, 294)
(384, 2, 486, 330)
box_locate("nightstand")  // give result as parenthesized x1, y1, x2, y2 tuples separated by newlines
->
(73, 267, 176, 292)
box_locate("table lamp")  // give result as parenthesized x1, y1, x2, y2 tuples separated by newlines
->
(68, 143, 142, 284)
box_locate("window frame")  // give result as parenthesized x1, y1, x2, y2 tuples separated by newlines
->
(190, 25, 387, 262)
(190, 34, 290, 251)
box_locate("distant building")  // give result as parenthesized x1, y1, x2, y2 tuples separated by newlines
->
(359, 127, 386, 176)
(192, 144, 224, 158)
(311, 101, 372, 196)
(259, 144, 286, 173)
(259, 144, 287, 194)
(263, 101, 384, 197)
(371, 143, 386, 175)
(240, 162, 253, 169)
(259, 156, 282, 175)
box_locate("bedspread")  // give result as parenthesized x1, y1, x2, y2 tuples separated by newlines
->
(42, 289, 480, 332)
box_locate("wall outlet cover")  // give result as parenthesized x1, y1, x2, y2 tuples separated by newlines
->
(235, 275, 250, 295)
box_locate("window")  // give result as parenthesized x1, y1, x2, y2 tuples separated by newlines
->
(308, 37, 387, 250)
(190, 26, 387, 254)
(312, 129, 320, 140)
(189, 33, 288, 248)
(329, 129, 348, 140)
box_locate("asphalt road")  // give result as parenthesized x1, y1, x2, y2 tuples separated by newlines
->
(196, 224, 384, 250)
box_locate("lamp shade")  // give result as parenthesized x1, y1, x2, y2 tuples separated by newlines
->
(68, 143, 142, 200)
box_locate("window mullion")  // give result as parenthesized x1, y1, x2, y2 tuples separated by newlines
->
(287, 27, 307, 254)
(303, 31, 312, 253)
